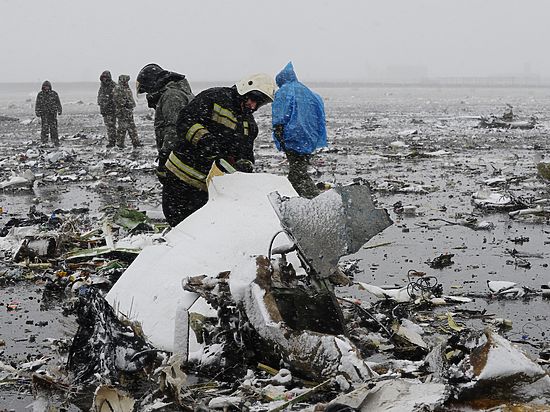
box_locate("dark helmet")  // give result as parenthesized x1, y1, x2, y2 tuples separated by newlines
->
(136, 63, 164, 94)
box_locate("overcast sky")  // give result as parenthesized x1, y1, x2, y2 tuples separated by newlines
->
(1, 0, 549, 83)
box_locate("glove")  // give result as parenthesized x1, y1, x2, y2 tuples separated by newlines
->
(235, 159, 254, 173)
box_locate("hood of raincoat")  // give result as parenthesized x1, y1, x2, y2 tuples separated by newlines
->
(41, 80, 52, 90)
(100, 70, 112, 82)
(272, 62, 327, 155)
(275, 62, 298, 87)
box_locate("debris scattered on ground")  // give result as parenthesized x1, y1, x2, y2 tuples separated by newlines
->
(2, 86, 549, 410)
(478, 105, 538, 130)
(426, 252, 455, 269)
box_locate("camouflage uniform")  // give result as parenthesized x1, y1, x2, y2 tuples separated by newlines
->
(136, 64, 194, 183)
(35, 80, 62, 146)
(286, 151, 320, 199)
(153, 79, 194, 159)
(113, 75, 141, 148)
(97, 70, 117, 147)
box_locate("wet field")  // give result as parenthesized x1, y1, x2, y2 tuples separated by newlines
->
(1, 83, 549, 410)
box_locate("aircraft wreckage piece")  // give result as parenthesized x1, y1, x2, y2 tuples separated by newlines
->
(183, 255, 378, 382)
(106, 173, 299, 351)
(326, 378, 449, 412)
(181, 182, 392, 381)
(243, 256, 377, 382)
(426, 328, 548, 403)
(67, 288, 156, 384)
(107, 173, 392, 383)
(268, 182, 393, 290)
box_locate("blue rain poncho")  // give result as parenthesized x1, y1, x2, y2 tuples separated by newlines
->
(272, 62, 327, 155)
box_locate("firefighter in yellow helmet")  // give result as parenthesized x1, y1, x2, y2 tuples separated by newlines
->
(160, 73, 276, 226)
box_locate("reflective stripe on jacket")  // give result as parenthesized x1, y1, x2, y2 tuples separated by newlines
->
(165, 151, 207, 191)
(166, 86, 258, 190)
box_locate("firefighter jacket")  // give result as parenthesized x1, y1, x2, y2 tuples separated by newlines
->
(168, 86, 258, 191)
(154, 79, 194, 153)
(97, 73, 117, 116)
(35, 81, 62, 117)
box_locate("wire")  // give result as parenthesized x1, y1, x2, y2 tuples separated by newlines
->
(339, 297, 394, 339)
(406, 271, 442, 301)
(267, 230, 286, 260)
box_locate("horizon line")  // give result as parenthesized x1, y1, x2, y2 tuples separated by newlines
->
(3, 77, 550, 88)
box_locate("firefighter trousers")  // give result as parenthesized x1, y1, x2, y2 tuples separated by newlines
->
(162, 175, 209, 227)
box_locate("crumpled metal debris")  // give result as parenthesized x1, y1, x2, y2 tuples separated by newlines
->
(0, 169, 35, 189)
(269, 181, 393, 288)
(170, 181, 394, 384)
(426, 328, 549, 403)
(91, 385, 135, 412)
(67, 287, 158, 384)
(327, 378, 449, 412)
(472, 189, 542, 212)
(478, 106, 537, 130)
(426, 252, 454, 269)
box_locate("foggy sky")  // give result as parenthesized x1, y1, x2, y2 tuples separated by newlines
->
(1, 0, 549, 83)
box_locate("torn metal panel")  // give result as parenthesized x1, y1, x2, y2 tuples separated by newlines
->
(328, 379, 449, 412)
(241, 256, 376, 382)
(425, 328, 547, 403)
(92, 385, 135, 412)
(269, 182, 393, 282)
(271, 287, 346, 335)
(13, 236, 57, 262)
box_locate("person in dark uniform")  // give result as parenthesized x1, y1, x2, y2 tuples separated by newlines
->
(113, 74, 142, 148)
(35, 80, 62, 146)
(97, 70, 117, 148)
(136, 63, 194, 181)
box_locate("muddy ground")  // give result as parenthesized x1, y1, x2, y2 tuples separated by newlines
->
(1, 83, 549, 410)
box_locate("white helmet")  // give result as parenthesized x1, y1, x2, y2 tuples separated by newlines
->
(235, 73, 276, 103)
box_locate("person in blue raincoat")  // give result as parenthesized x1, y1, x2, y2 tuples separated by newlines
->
(272, 61, 327, 198)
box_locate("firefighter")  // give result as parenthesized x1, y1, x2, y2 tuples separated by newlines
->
(160, 73, 276, 226)
(136, 63, 194, 181)
(35, 80, 62, 146)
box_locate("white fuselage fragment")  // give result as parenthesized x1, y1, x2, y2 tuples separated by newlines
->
(106, 172, 298, 351)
